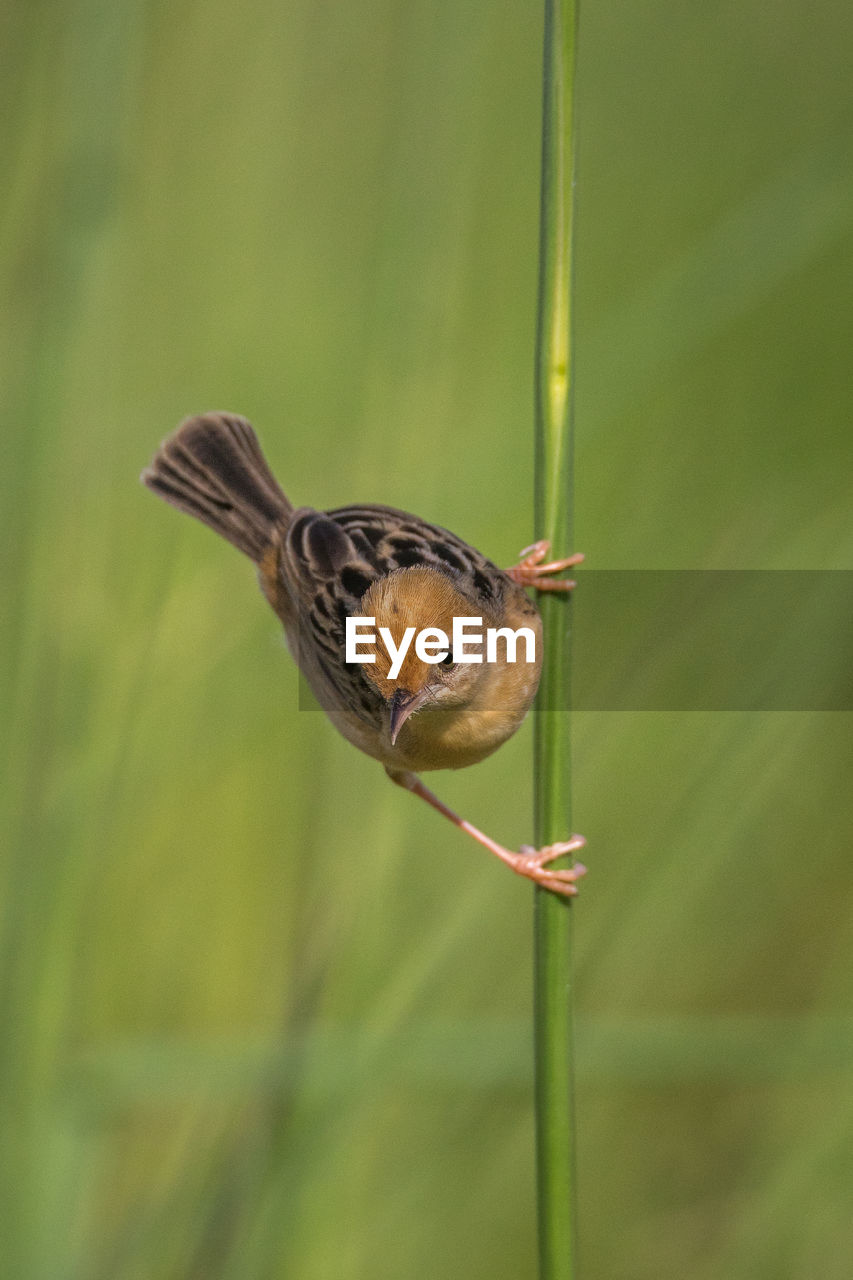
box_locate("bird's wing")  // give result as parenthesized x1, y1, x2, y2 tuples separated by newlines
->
(327, 503, 504, 608)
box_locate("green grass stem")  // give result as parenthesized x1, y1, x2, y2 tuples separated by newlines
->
(532, 1, 580, 1277)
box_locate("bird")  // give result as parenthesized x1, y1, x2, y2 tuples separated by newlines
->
(141, 413, 586, 895)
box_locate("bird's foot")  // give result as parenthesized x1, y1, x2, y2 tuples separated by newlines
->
(506, 540, 584, 593)
(510, 836, 588, 896)
(388, 769, 588, 900)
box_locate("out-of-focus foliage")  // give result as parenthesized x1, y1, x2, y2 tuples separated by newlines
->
(1, 2, 851, 1277)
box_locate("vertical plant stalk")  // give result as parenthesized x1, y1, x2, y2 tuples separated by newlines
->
(533, 1, 580, 1278)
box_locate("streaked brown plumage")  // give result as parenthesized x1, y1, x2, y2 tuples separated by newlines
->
(142, 413, 586, 894)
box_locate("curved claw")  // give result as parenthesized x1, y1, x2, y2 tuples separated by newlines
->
(506, 540, 585, 592)
(513, 837, 588, 896)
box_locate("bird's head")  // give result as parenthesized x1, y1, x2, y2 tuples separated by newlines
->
(358, 566, 497, 743)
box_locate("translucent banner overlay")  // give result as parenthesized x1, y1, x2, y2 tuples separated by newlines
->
(296, 572, 853, 713)
(572, 570, 852, 711)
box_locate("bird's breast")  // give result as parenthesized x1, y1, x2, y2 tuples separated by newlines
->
(388, 702, 529, 771)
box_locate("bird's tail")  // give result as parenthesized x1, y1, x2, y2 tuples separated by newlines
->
(141, 413, 292, 562)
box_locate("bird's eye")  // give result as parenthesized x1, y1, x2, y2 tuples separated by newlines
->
(440, 652, 455, 667)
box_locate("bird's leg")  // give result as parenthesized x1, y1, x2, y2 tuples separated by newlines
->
(386, 769, 587, 897)
(505, 540, 584, 593)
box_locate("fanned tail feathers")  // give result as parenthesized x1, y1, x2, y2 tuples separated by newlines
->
(141, 413, 292, 561)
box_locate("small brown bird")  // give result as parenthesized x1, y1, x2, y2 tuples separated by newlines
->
(142, 414, 586, 895)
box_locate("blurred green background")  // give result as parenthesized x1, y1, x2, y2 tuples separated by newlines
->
(2, 1, 852, 1277)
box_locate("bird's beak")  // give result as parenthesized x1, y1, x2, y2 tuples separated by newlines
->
(389, 686, 430, 745)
